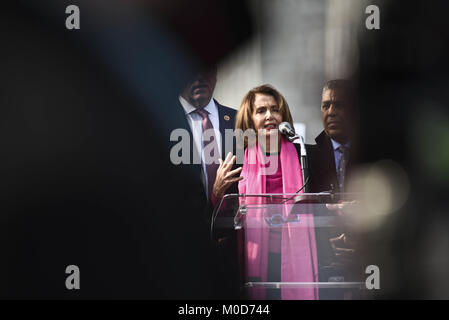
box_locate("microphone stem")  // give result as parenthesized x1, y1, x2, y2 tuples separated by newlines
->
(301, 155, 309, 193)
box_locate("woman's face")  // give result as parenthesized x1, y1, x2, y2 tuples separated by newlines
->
(251, 93, 283, 133)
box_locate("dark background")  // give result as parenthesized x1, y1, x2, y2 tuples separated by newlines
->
(1, 0, 449, 299)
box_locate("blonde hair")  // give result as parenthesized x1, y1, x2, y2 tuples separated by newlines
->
(235, 84, 294, 147)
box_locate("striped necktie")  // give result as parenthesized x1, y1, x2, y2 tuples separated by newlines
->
(337, 145, 349, 192)
(195, 108, 220, 200)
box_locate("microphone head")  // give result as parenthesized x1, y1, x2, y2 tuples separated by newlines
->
(279, 122, 295, 137)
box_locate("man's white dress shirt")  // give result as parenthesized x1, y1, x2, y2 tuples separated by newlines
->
(179, 96, 222, 197)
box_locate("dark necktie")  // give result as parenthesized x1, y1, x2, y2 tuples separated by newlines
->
(195, 108, 220, 200)
(337, 145, 349, 192)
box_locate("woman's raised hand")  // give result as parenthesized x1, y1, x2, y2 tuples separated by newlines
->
(212, 152, 243, 199)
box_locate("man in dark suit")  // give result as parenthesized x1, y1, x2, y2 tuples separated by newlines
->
(166, 67, 240, 298)
(306, 79, 359, 299)
(176, 67, 238, 204)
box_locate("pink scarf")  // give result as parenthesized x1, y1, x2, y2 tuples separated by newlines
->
(238, 137, 318, 300)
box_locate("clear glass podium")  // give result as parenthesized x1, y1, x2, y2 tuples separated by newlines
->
(211, 193, 367, 300)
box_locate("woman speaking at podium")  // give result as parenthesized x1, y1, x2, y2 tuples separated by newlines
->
(213, 85, 318, 300)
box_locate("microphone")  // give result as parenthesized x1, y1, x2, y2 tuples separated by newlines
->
(279, 122, 296, 138)
(279, 122, 309, 193)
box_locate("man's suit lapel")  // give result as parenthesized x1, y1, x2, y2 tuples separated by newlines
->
(216, 100, 235, 160)
(316, 131, 339, 192)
